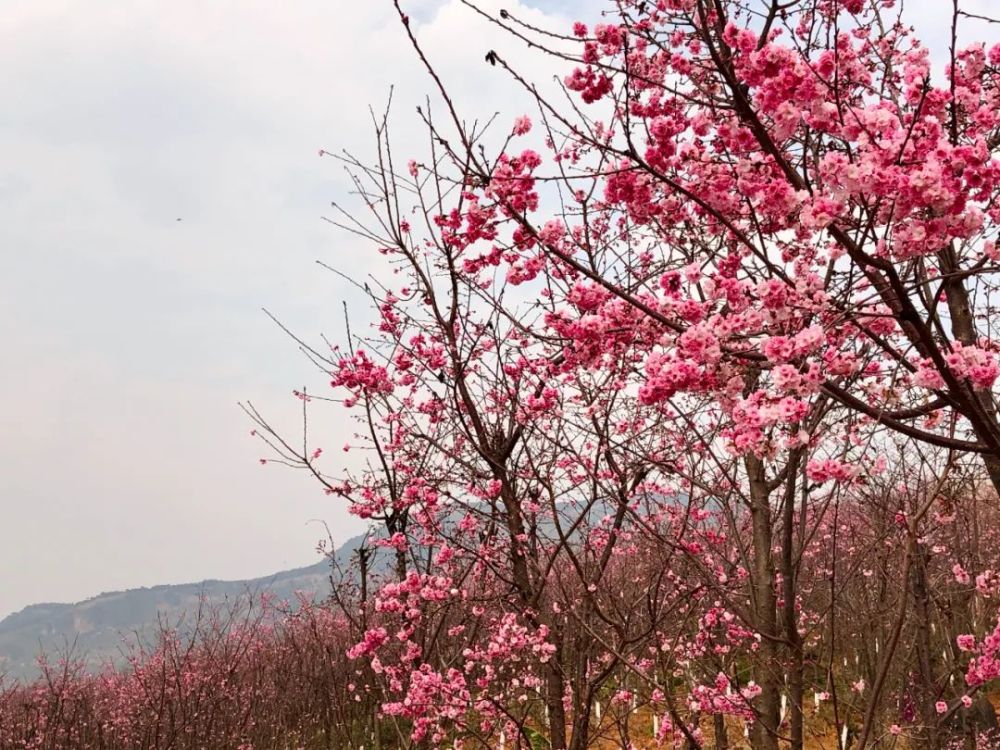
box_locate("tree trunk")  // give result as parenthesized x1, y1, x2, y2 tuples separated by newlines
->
(497, 479, 569, 749)
(780, 451, 805, 750)
(713, 713, 729, 749)
(546, 650, 568, 750)
(746, 454, 781, 750)
(938, 244, 1000, 496)
(911, 544, 941, 750)
(568, 707, 592, 750)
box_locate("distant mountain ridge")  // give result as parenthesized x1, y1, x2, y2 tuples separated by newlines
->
(0, 499, 662, 683)
(0, 533, 368, 683)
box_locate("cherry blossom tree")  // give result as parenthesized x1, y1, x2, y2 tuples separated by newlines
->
(242, 0, 1000, 748)
(463, 0, 1000, 484)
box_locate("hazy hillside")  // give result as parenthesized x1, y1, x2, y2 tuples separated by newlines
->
(0, 533, 368, 682)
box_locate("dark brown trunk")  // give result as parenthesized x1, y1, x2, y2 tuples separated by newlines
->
(568, 626, 593, 750)
(746, 454, 781, 750)
(499, 481, 534, 603)
(912, 545, 941, 750)
(938, 245, 1000, 496)
(385, 515, 408, 582)
(498, 480, 569, 749)
(713, 712, 729, 749)
(780, 451, 805, 750)
(547, 654, 568, 750)
(980, 454, 1000, 499)
(568, 707, 591, 750)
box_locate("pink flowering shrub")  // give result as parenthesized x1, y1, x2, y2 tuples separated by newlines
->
(0, 598, 378, 749)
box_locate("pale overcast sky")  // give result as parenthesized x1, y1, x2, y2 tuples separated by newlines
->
(0, 0, 992, 619)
